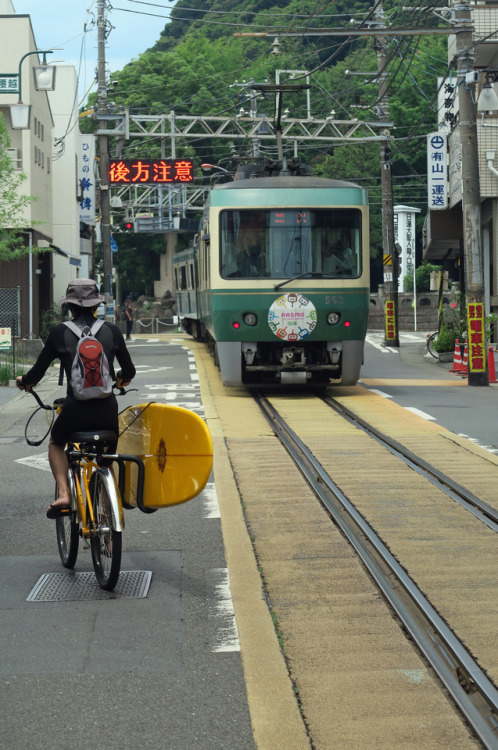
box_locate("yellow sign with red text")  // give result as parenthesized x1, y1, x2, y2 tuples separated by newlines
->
(467, 303, 486, 372)
(385, 300, 396, 341)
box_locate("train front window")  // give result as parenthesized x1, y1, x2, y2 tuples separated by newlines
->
(220, 209, 362, 279)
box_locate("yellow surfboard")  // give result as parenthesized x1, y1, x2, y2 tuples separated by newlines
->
(117, 403, 213, 511)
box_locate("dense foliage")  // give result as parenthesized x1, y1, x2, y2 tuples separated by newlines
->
(0, 114, 37, 261)
(86, 0, 449, 292)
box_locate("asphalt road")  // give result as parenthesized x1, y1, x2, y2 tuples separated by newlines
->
(0, 337, 256, 750)
(363, 331, 498, 453)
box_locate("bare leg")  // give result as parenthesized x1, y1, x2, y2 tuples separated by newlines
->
(48, 439, 70, 509)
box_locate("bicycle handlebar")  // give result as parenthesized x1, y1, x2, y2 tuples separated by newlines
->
(23, 384, 138, 408)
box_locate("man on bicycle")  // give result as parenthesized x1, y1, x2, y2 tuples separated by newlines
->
(16, 279, 136, 519)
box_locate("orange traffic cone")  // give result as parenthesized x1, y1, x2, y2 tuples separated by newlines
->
(460, 342, 468, 377)
(488, 346, 497, 384)
(450, 338, 463, 373)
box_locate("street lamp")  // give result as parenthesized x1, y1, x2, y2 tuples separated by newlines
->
(2, 50, 56, 130)
(477, 77, 498, 113)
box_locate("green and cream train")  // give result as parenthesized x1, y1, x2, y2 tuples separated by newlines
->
(174, 167, 370, 387)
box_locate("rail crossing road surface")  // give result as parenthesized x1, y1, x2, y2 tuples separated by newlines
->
(1, 331, 498, 749)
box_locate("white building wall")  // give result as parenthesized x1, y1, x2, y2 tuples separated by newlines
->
(0, 14, 54, 238)
(48, 66, 81, 301)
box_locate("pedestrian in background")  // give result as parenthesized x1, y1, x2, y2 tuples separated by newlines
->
(123, 296, 134, 341)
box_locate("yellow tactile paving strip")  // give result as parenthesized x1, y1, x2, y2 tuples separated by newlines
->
(172, 333, 483, 750)
(361, 378, 469, 386)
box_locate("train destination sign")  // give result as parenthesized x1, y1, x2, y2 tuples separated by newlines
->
(270, 211, 309, 226)
(109, 159, 194, 184)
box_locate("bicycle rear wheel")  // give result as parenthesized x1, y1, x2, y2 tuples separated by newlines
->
(90, 473, 122, 591)
(55, 469, 79, 568)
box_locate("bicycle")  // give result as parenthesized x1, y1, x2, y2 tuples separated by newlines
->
(24, 388, 144, 591)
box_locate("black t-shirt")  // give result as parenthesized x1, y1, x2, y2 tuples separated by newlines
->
(22, 312, 136, 398)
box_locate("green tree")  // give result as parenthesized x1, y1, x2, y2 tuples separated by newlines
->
(0, 114, 36, 260)
(403, 260, 442, 293)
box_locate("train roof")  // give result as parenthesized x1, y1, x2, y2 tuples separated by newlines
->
(208, 175, 368, 208)
(212, 176, 362, 191)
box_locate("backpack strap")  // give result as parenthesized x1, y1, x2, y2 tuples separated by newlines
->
(63, 320, 84, 339)
(60, 321, 82, 386)
(63, 319, 105, 338)
(89, 319, 105, 336)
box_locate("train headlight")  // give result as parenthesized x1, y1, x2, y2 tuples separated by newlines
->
(327, 312, 341, 325)
(243, 312, 258, 327)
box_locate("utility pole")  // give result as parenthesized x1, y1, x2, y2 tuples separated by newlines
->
(96, 0, 112, 303)
(371, 4, 399, 347)
(453, 1, 488, 385)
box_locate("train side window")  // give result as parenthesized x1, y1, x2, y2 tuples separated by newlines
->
(180, 266, 187, 290)
(188, 263, 194, 290)
(174, 268, 179, 291)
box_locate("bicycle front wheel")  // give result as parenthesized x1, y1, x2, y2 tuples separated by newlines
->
(90, 473, 122, 591)
(427, 331, 439, 358)
(55, 470, 79, 569)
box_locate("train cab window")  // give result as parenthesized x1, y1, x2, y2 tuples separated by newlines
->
(220, 209, 362, 280)
(180, 266, 187, 290)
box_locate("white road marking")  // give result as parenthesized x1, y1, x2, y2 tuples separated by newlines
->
(209, 568, 240, 653)
(404, 407, 437, 421)
(15, 455, 51, 472)
(202, 483, 220, 519)
(365, 336, 399, 354)
(369, 389, 393, 399)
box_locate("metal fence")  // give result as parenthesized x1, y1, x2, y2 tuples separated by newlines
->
(0, 287, 21, 336)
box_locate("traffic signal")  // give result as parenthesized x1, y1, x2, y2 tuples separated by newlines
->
(123, 220, 134, 232)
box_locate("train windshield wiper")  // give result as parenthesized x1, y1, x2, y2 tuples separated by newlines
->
(274, 272, 328, 291)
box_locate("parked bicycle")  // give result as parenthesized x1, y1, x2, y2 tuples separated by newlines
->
(24, 388, 143, 591)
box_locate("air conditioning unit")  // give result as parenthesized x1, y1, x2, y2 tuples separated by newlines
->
(7, 147, 20, 169)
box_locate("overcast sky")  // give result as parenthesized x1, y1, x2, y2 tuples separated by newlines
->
(12, 0, 174, 102)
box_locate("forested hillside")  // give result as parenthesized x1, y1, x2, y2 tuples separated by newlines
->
(94, 0, 449, 291)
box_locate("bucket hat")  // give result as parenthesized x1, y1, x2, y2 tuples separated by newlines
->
(60, 279, 103, 307)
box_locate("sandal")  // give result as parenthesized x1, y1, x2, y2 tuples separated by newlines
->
(46, 503, 71, 520)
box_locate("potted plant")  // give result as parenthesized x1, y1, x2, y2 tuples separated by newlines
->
(433, 326, 457, 362)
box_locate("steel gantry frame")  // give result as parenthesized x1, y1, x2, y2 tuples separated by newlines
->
(99, 109, 395, 222)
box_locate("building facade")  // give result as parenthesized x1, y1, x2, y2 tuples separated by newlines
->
(423, 0, 498, 325)
(0, 1, 83, 337)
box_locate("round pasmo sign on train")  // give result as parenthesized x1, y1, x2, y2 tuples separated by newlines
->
(268, 293, 317, 341)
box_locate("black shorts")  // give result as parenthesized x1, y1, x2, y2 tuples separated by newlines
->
(51, 395, 119, 450)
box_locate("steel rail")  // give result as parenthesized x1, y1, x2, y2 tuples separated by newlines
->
(254, 393, 498, 750)
(323, 396, 498, 533)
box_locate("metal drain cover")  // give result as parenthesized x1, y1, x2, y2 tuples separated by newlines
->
(27, 570, 152, 602)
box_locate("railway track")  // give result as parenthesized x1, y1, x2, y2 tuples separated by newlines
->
(254, 391, 498, 750)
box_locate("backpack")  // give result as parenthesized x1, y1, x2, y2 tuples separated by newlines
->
(63, 320, 113, 400)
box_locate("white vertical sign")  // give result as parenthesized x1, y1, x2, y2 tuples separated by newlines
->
(79, 135, 96, 225)
(427, 132, 448, 210)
